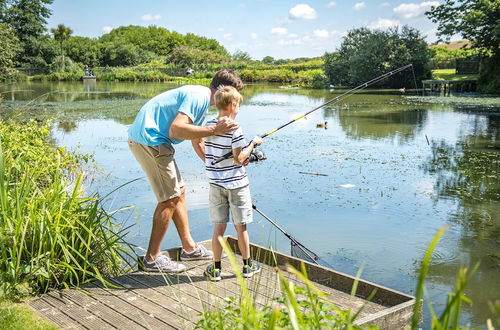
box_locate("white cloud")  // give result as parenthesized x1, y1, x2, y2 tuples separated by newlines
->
(393, 1, 440, 19)
(271, 27, 288, 35)
(140, 14, 161, 21)
(325, 2, 336, 7)
(287, 33, 299, 39)
(102, 26, 113, 33)
(369, 18, 400, 30)
(289, 4, 318, 20)
(223, 33, 233, 40)
(379, 2, 390, 8)
(353, 2, 366, 11)
(250, 33, 258, 39)
(313, 29, 329, 38)
(217, 27, 225, 32)
(278, 39, 303, 46)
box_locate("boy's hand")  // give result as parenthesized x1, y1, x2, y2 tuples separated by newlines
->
(214, 117, 239, 135)
(252, 136, 263, 146)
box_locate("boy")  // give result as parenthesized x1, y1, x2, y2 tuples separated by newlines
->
(193, 86, 262, 281)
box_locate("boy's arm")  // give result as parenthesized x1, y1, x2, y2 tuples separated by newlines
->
(191, 138, 205, 162)
(232, 136, 262, 165)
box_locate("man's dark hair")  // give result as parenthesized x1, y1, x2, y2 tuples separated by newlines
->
(210, 69, 244, 91)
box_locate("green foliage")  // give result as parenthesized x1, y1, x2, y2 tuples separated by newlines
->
(100, 42, 158, 66)
(231, 50, 252, 62)
(196, 239, 370, 329)
(49, 56, 83, 74)
(429, 46, 476, 60)
(0, 120, 135, 298)
(0, 23, 19, 79)
(165, 46, 230, 66)
(65, 36, 101, 67)
(239, 69, 295, 83)
(427, 0, 500, 93)
(1, 0, 54, 67)
(295, 69, 329, 88)
(0, 301, 57, 330)
(50, 23, 72, 71)
(324, 26, 432, 88)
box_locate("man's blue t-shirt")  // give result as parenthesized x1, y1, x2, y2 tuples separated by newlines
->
(128, 85, 211, 146)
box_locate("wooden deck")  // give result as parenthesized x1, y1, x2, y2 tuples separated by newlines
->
(29, 237, 416, 329)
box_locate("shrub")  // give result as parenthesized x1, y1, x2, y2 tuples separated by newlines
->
(0, 120, 134, 297)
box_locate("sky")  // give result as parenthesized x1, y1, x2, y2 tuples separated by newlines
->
(46, 0, 451, 60)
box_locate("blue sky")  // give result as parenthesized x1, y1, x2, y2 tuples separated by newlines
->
(46, 0, 447, 60)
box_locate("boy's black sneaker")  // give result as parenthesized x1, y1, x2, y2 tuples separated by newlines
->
(242, 262, 261, 278)
(204, 264, 222, 281)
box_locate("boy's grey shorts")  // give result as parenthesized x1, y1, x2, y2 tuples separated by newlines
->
(209, 184, 253, 225)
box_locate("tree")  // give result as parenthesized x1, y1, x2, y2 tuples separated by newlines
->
(165, 46, 229, 66)
(2, 0, 54, 67)
(51, 24, 73, 71)
(426, 0, 500, 93)
(65, 36, 101, 67)
(232, 50, 252, 62)
(262, 56, 275, 64)
(324, 26, 432, 88)
(0, 22, 19, 78)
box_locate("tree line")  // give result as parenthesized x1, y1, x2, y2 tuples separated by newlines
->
(0, 0, 498, 92)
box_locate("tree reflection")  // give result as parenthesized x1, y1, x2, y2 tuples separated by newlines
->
(333, 107, 428, 142)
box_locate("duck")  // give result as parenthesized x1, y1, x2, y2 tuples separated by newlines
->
(398, 87, 406, 94)
(316, 121, 328, 128)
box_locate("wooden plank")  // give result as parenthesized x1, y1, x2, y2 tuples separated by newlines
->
(39, 292, 113, 329)
(110, 273, 198, 325)
(29, 298, 84, 329)
(84, 281, 180, 330)
(78, 283, 171, 330)
(48, 289, 146, 329)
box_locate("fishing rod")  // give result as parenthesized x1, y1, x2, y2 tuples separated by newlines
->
(212, 63, 414, 165)
(252, 204, 320, 265)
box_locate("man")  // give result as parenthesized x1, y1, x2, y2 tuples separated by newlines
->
(128, 69, 244, 272)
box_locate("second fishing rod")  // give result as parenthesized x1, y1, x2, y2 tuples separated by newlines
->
(211, 63, 414, 165)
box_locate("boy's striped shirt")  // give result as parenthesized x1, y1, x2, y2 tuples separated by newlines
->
(204, 118, 248, 189)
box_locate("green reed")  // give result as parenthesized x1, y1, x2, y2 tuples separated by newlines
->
(195, 230, 499, 329)
(0, 120, 135, 298)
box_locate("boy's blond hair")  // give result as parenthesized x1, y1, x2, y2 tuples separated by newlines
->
(215, 85, 243, 110)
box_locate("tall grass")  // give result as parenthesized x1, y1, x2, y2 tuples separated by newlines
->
(0, 120, 135, 298)
(196, 238, 370, 329)
(196, 229, 499, 329)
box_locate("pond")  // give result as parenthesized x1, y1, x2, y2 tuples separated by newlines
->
(2, 81, 499, 328)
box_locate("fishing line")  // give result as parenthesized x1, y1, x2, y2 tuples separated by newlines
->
(411, 65, 420, 96)
(212, 64, 415, 165)
(253, 204, 320, 265)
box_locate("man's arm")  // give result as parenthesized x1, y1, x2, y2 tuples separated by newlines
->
(169, 113, 239, 140)
(191, 138, 205, 162)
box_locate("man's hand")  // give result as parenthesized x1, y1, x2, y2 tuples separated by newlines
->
(213, 116, 239, 135)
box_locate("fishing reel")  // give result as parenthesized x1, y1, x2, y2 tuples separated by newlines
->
(248, 150, 266, 163)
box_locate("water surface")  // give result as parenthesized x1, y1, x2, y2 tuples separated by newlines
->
(2, 81, 499, 327)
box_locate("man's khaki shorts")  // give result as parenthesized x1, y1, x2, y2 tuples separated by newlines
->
(128, 138, 184, 202)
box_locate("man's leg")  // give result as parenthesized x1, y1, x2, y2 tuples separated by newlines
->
(171, 187, 196, 252)
(145, 196, 179, 262)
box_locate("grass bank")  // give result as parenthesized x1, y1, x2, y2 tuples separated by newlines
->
(431, 69, 479, 81)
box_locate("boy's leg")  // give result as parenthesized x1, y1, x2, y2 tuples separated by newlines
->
(212, 224, 227, 262)
(234, 224, 250, 260)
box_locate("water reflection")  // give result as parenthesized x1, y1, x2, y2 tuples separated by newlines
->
(334, 108, 428, 142)
(421, 111, 500, 325)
